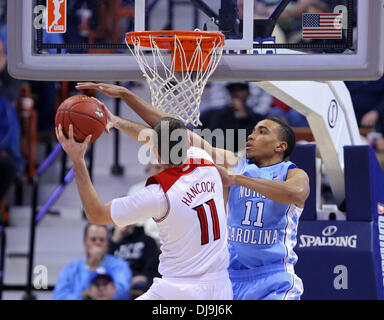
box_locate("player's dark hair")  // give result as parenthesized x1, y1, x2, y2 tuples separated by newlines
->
(153, 117, 189, 166)
(267, 117, 296, 159)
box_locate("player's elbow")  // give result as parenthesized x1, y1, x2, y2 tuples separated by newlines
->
(85, 203, 114, 226)
(288, 185, 310, 207)
(86, 213, 104, 225)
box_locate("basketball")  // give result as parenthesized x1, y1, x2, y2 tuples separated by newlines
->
(55, 95, 107, 144)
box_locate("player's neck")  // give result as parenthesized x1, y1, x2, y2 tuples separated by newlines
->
(251, 155, 284, 168)
(161, 160, 188, 170)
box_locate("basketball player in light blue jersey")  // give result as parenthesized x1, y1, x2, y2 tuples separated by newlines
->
(218, 117, 310, 300)
(75, 82, 310, 300)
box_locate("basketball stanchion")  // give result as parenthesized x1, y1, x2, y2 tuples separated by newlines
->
(125, 30, 225, 126)
(111, 81, 125, 176)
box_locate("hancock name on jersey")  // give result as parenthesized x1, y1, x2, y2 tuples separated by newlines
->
(228, 226, 278, 245)
(238, 186, 267, 200)
(181, 180, 216, 206)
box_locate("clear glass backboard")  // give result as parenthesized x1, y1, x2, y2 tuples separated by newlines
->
(6, 0, 384, 81)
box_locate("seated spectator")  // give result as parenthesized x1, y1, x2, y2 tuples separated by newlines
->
(109, 224, 160, 299)
(53, 224, 132, 300)
(267, 98, 309, 127)
(83, 268, 117, 300)
(203, 81, 272, 116)
(197, 82, 265, 153)
(345, 75, 384, 128)
(365, 105, 384, 171)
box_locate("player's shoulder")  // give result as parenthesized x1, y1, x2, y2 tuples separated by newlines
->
(187, 146, 214, 162)
(286, 165, 309, 180)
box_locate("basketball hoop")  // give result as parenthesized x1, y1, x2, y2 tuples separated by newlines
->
(125, 30, 225, 126)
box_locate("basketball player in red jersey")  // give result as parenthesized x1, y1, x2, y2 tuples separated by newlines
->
(56, 113, 232, 300)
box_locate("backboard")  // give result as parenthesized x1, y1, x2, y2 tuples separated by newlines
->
(6, 0, 384, 81)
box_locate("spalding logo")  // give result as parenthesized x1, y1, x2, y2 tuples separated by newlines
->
(299, 225, 357, 249)
(322, 225, 338, 237)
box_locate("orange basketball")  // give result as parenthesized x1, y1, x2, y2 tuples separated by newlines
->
(55, 95, 107, 143)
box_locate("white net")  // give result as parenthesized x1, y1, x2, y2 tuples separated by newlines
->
(126, 32, 224, 127)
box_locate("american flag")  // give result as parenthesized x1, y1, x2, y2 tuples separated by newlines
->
(302, 13, 343, 39)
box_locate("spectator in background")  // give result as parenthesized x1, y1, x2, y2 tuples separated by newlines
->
(204, 81, 273, 116)
(0, 39, 23, 226)
(109, 224, 160, 299)
(84, 268, 117, 300)
(345, 76, 384, 128)
(53, 224, 132, 300)
(267, 98, 309, 128)
(365, 103, 384, 171)
(197, 82, 265, 153)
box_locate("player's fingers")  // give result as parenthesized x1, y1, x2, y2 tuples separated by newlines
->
(68, 124, 74, 141)
(98, 101, 110, 114)
(55, 126, 61, 143)
(105, 123, 113, 134)
(56, 125, 66, 144)
(57, 124, 64, 138)
(76, 82, 97, 88)
(90, 96, 103, 105)
(84, 134, 93, 145)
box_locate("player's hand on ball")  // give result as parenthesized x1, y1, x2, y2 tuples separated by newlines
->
(90, 97, 116, 134)
(76, 82, 128, 99)
(56, 124, 92, 161)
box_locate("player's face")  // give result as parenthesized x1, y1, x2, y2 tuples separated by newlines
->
(246, 120, 283, 162)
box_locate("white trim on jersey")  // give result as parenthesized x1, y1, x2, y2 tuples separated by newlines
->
(282, 204, 303, 300)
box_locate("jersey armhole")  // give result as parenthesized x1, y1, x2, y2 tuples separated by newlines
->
(153, 192, 170, 223)
(146, 176, 171, 223)
(288, 163, 297, 170)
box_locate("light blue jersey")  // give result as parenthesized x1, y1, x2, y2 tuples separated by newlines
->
(227, 156, 303, 300)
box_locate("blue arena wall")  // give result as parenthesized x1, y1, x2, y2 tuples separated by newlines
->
(292, 145, 384, 300)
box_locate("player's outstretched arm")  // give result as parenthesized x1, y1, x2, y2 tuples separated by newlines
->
(91, 97, 155, 146)
(76, 82, 166, 128)
(217, 166, 310, 208)
(77, 82, 239, 169)
(55, 124, 115, 225)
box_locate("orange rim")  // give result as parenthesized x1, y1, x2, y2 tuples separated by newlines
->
(125, 30, 225, 51)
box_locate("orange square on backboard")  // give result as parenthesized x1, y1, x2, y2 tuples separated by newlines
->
(47, 0, 67, 33)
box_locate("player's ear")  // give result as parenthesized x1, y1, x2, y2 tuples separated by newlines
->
(275, 141, 288, 154)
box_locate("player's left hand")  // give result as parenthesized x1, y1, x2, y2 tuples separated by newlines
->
(90, 97, 116, 134)
(55, 124, 92, 162)
(216, 165, 236, 187)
